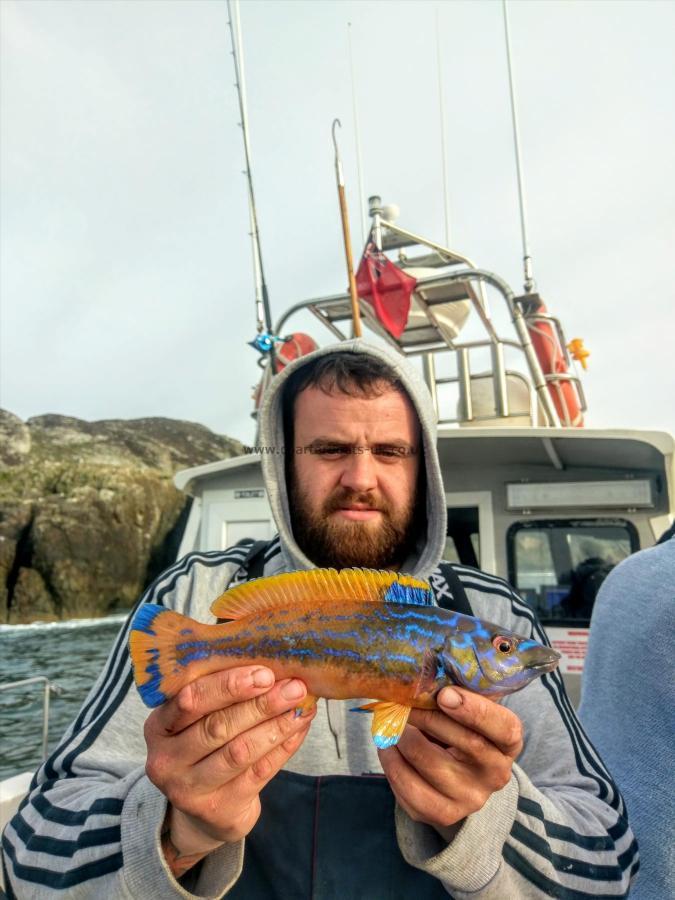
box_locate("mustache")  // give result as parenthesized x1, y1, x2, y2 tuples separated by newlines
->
(322, 489, 388, 515)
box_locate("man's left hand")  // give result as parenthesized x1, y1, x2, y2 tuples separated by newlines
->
(378, 686, 523, 834)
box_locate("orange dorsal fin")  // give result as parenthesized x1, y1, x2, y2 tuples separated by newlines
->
(210, 568, 431, 619)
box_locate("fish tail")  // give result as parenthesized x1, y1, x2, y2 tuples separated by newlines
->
(129, 604, 206, 708)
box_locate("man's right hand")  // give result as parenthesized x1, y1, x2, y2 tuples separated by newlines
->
(143, 666, 315, 876)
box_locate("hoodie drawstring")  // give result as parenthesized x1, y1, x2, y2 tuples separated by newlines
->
(324, 698, 343, 759)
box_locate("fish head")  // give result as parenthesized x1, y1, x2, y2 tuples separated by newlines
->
(440, 618, 560, 697)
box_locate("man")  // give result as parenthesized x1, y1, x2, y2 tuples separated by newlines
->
(579, 536, 674, 899)
(3, 341, 637, 898)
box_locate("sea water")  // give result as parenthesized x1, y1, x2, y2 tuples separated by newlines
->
(0, 614, 130, 781)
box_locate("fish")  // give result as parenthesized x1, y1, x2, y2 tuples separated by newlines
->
(129, 568, 560, 748)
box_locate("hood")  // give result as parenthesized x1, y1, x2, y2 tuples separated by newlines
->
(257, 339, 447, 578)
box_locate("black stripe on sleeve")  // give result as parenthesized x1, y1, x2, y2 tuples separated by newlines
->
(2, 833, 123, 890)
(516, 796, 620, 851)
(503, 842, 631, 899)
(617, 840, 640, 874)
(2, 849, 18, 900)
(510, 821, 625, 882)
(10, 814, 120, 858)
(263, 536, 281, 563)
(30, 793, 124, 826)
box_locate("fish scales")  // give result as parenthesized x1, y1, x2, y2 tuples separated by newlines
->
(171, 601, 450, 706)
(129, 568, 560, 746)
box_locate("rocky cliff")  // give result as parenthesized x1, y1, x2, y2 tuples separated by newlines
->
(0, 410, 244, 624)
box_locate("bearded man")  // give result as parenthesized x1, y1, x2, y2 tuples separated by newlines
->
(3, 342, 637, 899)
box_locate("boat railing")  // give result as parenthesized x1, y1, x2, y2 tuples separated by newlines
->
(272, 208, 587, 429)
(0, 676, 63, 762)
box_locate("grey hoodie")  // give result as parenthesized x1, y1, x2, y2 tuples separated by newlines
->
(3, 341, 637, 898)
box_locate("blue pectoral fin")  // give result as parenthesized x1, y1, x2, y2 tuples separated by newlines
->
(352, 701, 412, 748)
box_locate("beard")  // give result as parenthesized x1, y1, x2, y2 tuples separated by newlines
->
(289, 478, 424, 570)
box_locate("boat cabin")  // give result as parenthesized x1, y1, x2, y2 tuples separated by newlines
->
(174, 203, 675, 705)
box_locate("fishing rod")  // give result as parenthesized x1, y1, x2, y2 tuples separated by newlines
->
(346, 22, 366, 247)
(502, 0, 535, 294)
(226, 0, 279, 365)
(435, 7, 451, 247)
(332, 119, 362, 338)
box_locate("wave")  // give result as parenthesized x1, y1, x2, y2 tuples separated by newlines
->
(0, 612, 130, 635)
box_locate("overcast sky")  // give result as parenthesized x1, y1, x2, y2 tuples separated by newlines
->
(1, 0, 674, 446)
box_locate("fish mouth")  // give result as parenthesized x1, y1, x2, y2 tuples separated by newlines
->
(527, 650, 561, 673)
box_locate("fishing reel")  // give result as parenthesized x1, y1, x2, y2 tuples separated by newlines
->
(248, 331, 292, 366)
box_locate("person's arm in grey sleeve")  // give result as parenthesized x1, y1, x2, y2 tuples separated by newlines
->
(1, 552, 250, 899)
(391, 586, 637, 898)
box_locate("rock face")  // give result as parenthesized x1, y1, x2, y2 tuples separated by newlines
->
(0, 410, 243, 624)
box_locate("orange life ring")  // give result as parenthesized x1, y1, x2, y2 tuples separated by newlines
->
(273, 332, 319, 373)
(526, 305, 584, 427)
(252, 332, 319, 410)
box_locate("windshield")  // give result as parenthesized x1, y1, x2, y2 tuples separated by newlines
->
(508, 519, 637, 626)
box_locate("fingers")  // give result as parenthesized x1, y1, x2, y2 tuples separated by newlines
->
(407, 706, 509, 772)
(379, 741, 465, 829)
(186, 703, 317, 793)
(380, 715, 516, 829)
(143, 663, 318, 849)
(168, 710, 315, 844)
(146, 666, 277, 737)
(379, 692, 524, 830)
(396, 722, 512, 796)
(432, 687, 523, 759)
(161, 677, 308, 766)
(224, 711, 314, 799)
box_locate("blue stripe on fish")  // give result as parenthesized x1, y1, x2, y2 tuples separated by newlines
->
(518, 639, 542, 652)
(372, 607, 450, 626)
(398, 622, 436, 641)
(172, 635, 418, 674)
(388, 653, 418, 666)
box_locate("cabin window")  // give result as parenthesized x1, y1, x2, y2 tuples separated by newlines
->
(507, 519, 638, 626)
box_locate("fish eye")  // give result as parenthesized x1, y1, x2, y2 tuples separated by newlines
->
(493, 636, 514, 654)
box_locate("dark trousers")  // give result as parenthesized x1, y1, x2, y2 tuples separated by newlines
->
(226, 770, 449, 899)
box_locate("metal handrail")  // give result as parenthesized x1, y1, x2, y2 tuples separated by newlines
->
(0, 677, 63, 762)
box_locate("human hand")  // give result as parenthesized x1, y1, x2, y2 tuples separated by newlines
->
(143, 666, 315, 876)
(378, 687, 523, 836)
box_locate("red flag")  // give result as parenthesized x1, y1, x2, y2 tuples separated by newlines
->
(355, 242, 416, 339)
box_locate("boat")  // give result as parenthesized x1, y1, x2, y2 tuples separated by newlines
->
(2, 7, 673, 889)
(171, 196, 675, 711)
(167, 3, 672, 712)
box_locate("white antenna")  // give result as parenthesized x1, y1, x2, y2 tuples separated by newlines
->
(436, 7, 451, 246)
(228, 0, 272, 336)
(502, 0, 535, 293)
(347, 22, 367, 246)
